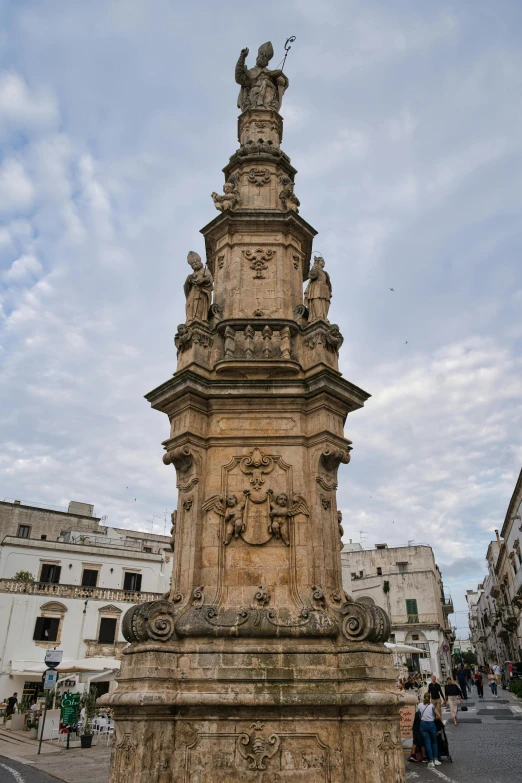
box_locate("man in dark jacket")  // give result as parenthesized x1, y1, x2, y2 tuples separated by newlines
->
(456, 665, 468, 700)
(428, 674, 445, 712)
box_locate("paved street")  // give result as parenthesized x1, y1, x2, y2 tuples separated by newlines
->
(1, 687, 521, 782)
(405, 685, 522, 782)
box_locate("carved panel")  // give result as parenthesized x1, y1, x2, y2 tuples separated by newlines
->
(243, 248, 275, 279)
(185, 729, 331, 782)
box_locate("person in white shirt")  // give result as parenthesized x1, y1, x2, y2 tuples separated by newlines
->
(417, 692, 442, 769)
(493, 663, 502, 685)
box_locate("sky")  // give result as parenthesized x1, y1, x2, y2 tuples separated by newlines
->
(1, 0, 522, 637)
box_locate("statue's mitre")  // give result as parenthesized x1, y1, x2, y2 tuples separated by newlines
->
(187, 250, 201, 264)
(258, 41, 274, 60)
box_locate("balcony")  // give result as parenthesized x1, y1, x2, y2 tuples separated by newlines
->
(392, 613, 440, 626)
(501, 604, 519, 632)
(442, 592, 454, 614)
(0, 578, 162, 604)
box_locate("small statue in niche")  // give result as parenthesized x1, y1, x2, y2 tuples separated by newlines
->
(304, 255, 332, 323)
(337, 510, 344, 550)
(268, 491, 291, 546)
(235, 42, 289, 113)
(279, 176, 300, 213)
(184, 251, 214, 324)
(211, 178, 239, 212)
(223, 493, 246, 545)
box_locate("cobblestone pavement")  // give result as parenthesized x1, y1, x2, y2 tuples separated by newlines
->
(405, 685, 522, 782)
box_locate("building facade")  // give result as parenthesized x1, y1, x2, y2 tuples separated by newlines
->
(0, 500, 170, 700)
(342, 543, 455, 679)
(467, 469, 522, 667)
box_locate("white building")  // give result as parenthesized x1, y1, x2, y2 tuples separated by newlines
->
(341, 543, 454, 680)
(0, 500, 170, 702)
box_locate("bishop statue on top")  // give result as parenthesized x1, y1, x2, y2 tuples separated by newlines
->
(235, 41, 289, 113)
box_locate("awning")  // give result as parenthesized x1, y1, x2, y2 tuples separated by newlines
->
(385, 642, 429, 654)
(16, 657, 121, 674)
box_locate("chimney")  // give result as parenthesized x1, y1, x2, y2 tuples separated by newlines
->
(495, 529, 501, 546)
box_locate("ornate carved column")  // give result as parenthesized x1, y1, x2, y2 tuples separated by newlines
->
(102, 39, 406, 783)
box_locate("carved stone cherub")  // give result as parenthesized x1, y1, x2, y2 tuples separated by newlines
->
(279, 176, 300, 213)
(235, 42, 289, 112)
(268, 491, 291, 546)
(223, 493, 246, 545)
(211, 178, 240, 212)
(174, 324, 192, 354)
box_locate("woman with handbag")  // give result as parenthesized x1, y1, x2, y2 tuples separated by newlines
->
(474, 670, 484, 698)
(444, 677, 463, 726)
(417, 692, 442, 769)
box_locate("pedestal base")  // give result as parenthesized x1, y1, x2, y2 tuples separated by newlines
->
(101, 642, 406, 783)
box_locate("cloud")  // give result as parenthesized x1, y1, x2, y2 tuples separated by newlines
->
(0, 71, 58, 139)
(0, 158, 34, 213)
(3, 253, 42, 282)
(438, 558, 484, 580)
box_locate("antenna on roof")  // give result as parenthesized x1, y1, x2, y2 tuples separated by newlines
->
(359, 530, 368, 546)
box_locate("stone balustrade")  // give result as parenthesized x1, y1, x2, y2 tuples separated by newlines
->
(0, 578, 161, 604)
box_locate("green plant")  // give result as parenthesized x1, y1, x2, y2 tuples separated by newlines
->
(509, 678, 522, 699)
(383, 581, 390, 594)
(80, 686, 98, 736)
(26, 718, 38, 730)
(18, 694, 31, 714)
(13, 571, 34, 582)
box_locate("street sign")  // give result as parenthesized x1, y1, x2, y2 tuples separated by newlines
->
(43, 669, 58, 690)
(442, 644, 450, 652)
(453, 648, 461, 655)
(44, 649, 63, 668)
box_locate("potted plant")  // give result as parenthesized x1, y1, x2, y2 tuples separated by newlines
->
(11, 695, 29, 731)
(26, 718, 38, 739)
(80, 686, 98, 748)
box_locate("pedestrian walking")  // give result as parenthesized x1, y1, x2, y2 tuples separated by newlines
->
(474, 670, 484, 698)
(6, 692, 18, 717)
(444, 678, 464, 725)
(488, 669, 498, 697)
(428, 674, 445, 714)
(456, 664, 468, 700)
(407, 709, 428, 764)
(464, 664, 473, 694)
(417, 692, 442, 769)
(493, 662, 502, 686)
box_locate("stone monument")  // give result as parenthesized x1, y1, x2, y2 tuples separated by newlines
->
(102, 41, 406, 783)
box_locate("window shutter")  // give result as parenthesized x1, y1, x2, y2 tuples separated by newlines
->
(406, 599, 418, 615)
(53, 566, 61, 584)
(135, 574, 142, 591)
(33, 617, 45, 640)
(47, 618, 60, 642)
(98, 617, 117, 644)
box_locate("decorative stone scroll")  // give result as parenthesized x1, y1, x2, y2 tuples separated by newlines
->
(174, 323, 214, 355)
(316, 444, 351, 491)
(340, 601, 391, 643)
(244, 247, 275, 279)
(248, 167, 271, 185)
(237, 721, 280, 770)
(121, 600, 178, 643)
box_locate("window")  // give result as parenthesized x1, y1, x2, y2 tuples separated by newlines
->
(143, 547, 152, 553)
(412, 634, 419, 641)
(389, 634, 396, 644)
(398, 562, 409, 573)
(82, 569, 98, 587)
(17, 525, 31, 539)
(359, 570, 364, 578)
(40, 564, 61, 584)
(377, 567, 382, 576)
(406, 599, 418, 622)
(41, 535, 47, 540)
(33, 617, 60, 642)
(98, 617, 117, 644)
(123, 572, 142, 591)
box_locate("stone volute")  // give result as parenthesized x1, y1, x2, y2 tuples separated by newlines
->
(101, 39, 407, 783)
